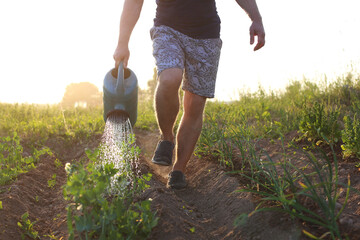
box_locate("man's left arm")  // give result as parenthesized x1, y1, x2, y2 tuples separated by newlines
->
(235, 0, 265, 51)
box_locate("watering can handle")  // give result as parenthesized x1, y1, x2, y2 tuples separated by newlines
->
(116, 62, 125, 93)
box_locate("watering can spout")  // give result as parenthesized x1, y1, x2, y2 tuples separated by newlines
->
(103, 62, 138, 126)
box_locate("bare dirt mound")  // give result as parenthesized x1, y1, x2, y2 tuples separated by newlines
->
(135, 129, 302, 240)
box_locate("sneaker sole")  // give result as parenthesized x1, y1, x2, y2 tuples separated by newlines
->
(167, 182, 187, 189)
(151, 159, 171, 166)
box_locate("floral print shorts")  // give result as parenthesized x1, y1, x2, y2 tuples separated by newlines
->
(150, 25, 222, 98)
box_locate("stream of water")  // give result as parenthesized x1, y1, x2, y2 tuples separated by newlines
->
(99, 113, 140, 194)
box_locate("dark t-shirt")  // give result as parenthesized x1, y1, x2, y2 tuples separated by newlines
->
(154, 0, 221, 39)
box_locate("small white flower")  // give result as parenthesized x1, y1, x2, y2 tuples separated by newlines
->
(77, 204, 83, 211)
(65, 163, 71, 174)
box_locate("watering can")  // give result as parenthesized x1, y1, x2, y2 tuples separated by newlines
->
(103, 62, 138, 127)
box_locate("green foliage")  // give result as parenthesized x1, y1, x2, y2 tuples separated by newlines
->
(135, 68, 158, 131)
(17, 212, 39, 240)
(0, 103, 104, 144)
(341, 114, 360, 158)
(197, 72, 360, 239)
(54, 158, 63, 168)
(236, 141, 350, 240)
(47, 174, 57, 189)
(196, 107, 236, 168)
(299, 101, 341, 144)
(135, 98, 158, 131)
(64, 148, 158, 239)
(0, 132, 51, 185)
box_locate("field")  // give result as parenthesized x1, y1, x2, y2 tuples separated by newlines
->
(1, 72, 360, 239)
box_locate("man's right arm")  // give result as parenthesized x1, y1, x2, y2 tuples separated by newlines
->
(235, 0, 265, 51)
(113, 0, 144, 68)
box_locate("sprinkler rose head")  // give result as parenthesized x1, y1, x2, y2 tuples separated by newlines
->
(106, 110, 130, 121)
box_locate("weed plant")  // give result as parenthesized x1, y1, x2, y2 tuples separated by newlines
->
(299, 101, 341, 145)
(17, 212, 39, 240)
(341, 113, 360, 158)
(235, 138, 350, 239)
(0, 132, 51, 185)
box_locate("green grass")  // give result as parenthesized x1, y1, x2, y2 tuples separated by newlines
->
(2, 71, 360, 239)
(234, 138, 350, 239)
(0, 104, 104, 186)
(0, 100, 159, 238)
(0, 103, 104, 144)
(196, 72, 360, 239)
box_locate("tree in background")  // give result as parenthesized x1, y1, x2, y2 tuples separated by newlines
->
(61, 82, 102, 108)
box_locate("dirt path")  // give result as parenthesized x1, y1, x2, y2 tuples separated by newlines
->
(135, 129, 302, 240)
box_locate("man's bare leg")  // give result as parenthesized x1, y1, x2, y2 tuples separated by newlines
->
(154, 68, 183, 143)
(172, 91, 206, 173)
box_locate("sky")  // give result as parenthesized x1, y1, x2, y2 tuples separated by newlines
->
(0, 0, 359, 104)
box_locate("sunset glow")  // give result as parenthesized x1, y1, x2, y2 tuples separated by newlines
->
(0, 0, 359, 103)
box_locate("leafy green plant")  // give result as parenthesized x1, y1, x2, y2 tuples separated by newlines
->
(64, 147, 158, 239)
(299, 101, 341, 144)
(47, 174, 57, 189)
(17, 212, 39, 240)
(54, 158, 63, 168)
(43, 233, 60, 239)
(341, 113, 360, 158)
(0, 132, 51, 185)
(236, 139, 350, 240)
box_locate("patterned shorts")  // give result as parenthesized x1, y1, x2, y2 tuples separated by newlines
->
(150, 25, 222, 98)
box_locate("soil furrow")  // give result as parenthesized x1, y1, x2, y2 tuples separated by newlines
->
(136, 129, 302, 240)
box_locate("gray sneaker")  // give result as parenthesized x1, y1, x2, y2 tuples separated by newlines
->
(151, 140, 174, 166)
(167, 170, 187, 189)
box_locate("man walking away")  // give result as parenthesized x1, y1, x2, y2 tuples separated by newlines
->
(113, 0, 265, 189)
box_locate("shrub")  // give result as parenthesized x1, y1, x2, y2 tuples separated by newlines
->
(299, 101, 341, 144)
(341, 114, 360, 158)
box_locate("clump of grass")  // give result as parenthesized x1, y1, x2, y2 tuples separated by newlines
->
(341, 113, 360, 158)
(235, 138, 350, 239)
(196, 109, 235, 168)
(299, 101, 341, 145)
